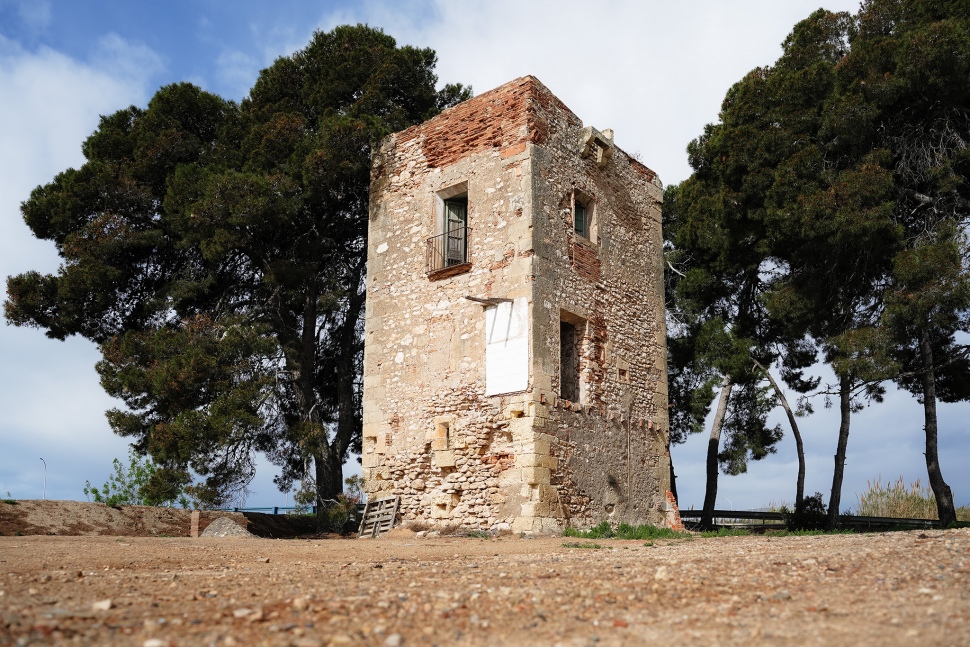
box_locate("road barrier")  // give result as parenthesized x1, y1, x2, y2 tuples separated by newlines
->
(678, 509, 941, 531)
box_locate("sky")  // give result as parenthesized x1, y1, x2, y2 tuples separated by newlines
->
(1, 0, 967, 513)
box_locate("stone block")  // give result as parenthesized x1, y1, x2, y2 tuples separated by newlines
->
(517, 436, 550, 456)
(539, 484, 559, 502)
(434, 450, 456, 468)
(361, 453, 380, 468)
(511, 516, 535, 533)
(522, 466, 550, 485)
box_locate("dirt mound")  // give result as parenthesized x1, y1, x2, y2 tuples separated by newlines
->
(0, 500, 324, 538)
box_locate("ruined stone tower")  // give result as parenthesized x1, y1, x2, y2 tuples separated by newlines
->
(362, 76, 670, 533)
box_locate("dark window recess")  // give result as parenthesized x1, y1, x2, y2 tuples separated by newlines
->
(560, 320, 580, 402)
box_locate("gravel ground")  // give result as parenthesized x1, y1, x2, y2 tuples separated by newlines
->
(1, 527, 968, 646)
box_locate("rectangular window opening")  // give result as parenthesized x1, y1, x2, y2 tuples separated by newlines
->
(443, 196, 468, 266)
(427, 183, 471, 276)
(560, 320, 580, 402)
(574, 200, 587, 237)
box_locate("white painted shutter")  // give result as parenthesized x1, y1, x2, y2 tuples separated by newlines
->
(485, 297, 529, 396)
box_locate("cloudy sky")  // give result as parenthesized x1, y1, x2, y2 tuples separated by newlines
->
(1, 0, 966, 513)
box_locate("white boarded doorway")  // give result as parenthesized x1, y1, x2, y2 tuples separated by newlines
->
(485, 297, 529, 396)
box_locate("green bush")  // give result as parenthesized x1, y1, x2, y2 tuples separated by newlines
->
(780, 492, 827, 531)
(83, 448, 190, 508)
(320, 475, 364, 534)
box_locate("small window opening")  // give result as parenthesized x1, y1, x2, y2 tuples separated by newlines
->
(560, 320, 580, 402)
(574, 200, 588, 237)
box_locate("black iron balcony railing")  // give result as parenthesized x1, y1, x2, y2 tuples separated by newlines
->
(426, 227, 471, 274)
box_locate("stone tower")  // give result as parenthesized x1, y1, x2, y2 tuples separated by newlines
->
(362, 76, 671, 533)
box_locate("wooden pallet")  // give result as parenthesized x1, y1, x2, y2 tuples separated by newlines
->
(358, 496, 399, 538)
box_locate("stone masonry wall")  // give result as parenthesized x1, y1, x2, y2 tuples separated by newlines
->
(526, 83, 670, 530)
(363, 76, 670, 532)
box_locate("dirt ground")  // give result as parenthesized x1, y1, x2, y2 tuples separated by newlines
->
(0, 501, 968, 646)
(0, 500, 317, 539)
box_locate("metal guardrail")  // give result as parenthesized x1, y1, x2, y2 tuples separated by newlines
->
(678, 509, 941, 531)
(227, 503, 369, 516)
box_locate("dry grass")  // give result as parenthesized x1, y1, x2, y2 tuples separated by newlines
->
(403, 520, 432, 533)
(854, 476, 970, 521)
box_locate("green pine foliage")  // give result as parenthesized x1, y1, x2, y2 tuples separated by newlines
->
(669, 0, 970, 527)
(5, 25, 469, 512)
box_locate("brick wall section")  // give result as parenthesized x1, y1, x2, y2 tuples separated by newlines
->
(569, 237, 601, 283)
(364, 76, 668, 533)
(665, 491, 685, 531)
(393, 77, 576, 170)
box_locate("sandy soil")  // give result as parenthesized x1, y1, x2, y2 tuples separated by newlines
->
(0, 501, 968, 646)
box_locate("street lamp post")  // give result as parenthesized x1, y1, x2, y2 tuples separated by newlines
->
(39, 458, 47, 500)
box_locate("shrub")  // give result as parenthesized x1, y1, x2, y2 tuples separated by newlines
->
(320, 475, 365, 534)
(781, 492, 827, 531)
(83, 448, 190, 508)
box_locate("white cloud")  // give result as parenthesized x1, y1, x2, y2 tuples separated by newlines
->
(0, 35, 157, 502)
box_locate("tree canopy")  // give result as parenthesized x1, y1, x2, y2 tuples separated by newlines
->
(5, 25, 470, 510)
(667, 0, 970, 526)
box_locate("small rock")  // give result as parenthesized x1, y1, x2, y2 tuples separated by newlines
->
(292, 596, 310, 611)
(144, 640, 167, 647)
(384, 634, 403, 647)
(292, 639, 323, 647)
(258, 557, 270, 563)
(232, 607, 263, 622)
(654, 566, 670, 581)
(91, 599, 113, 611)
(415, 531, 427, 538)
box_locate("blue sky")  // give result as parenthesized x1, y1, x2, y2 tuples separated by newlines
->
(1, 0, 967, 512)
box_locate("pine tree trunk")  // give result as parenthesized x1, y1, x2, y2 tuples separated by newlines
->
(753, 358, 806, 507)
(314, 446, 345, 530)
(825, 374, 851, 530)
(700, 377, 733, 530)
(918, 328, 957, 527)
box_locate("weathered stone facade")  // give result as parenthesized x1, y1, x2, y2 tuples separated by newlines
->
(362, 76, 670, 533)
